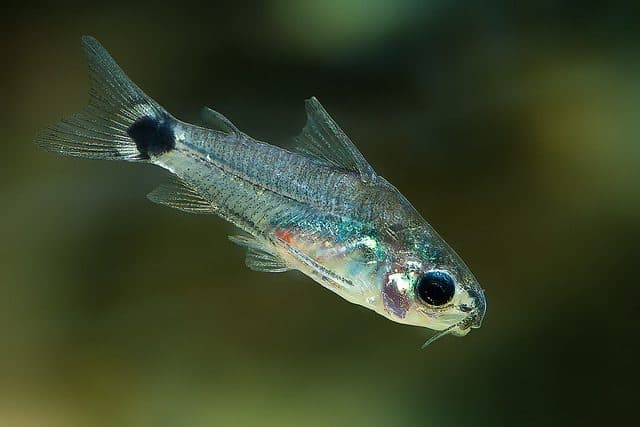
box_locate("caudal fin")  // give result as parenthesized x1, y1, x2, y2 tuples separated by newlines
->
(36, 36, 176, 161)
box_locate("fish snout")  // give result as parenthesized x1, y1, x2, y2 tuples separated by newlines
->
(469, 287, 486, 329)
(459, 287, 486, 330)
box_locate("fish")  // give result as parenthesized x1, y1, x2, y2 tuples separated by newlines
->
(36, 36, 486, 347)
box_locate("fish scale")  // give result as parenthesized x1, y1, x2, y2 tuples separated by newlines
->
(183, 124, 369, 217)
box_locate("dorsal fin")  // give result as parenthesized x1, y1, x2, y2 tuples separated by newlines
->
(201, 106, 242, 135)
(293, 97, 376, 182)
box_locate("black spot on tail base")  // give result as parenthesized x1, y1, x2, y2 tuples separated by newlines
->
(128, 115, 176, 159)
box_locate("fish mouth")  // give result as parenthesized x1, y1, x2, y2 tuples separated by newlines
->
(420, 287, 486, 348)
(456, 312, 481, 333)
(422, 306, 483, 347)
(456, 293, 486, 332)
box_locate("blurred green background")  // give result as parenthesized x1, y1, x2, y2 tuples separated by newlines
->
(1, 1, 638, 426)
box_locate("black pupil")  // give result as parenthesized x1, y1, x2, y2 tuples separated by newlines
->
(416, 271, 456, 306)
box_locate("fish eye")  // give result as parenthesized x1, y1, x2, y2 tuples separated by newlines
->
(416, 271, 456, 306)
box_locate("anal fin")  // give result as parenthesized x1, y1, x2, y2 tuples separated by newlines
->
(147, 178, 216, 214)
(228, 235, 290, 273)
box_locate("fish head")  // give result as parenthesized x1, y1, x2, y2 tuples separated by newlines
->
(378, 227, 486, 342)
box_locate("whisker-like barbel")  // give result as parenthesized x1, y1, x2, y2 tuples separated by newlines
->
(421, 321, 463, 349)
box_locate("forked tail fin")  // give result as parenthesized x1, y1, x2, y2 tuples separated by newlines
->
(36, 36, 175, 161)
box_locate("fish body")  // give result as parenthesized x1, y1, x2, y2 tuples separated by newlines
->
(37, 37, 486, 345)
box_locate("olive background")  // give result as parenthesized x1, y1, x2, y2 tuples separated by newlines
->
(1, 1, 638, 426)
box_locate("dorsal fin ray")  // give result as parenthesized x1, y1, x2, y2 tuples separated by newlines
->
(293, 97, 376, 182)
(201, 106, 242, 135)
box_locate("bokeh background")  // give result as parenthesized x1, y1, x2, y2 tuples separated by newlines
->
(2, 1, 638, 426)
